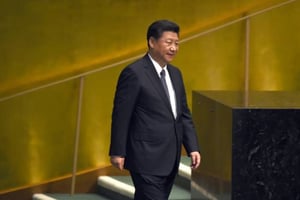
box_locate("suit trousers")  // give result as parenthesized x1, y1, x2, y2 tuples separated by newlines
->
(130, 168, 178, 200)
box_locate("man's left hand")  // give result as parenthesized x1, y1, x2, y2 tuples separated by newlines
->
(190, 151, 201, 169)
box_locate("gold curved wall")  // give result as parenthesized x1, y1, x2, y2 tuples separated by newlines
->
(250, 1, 300, 90)
(0, 0, 299, 192)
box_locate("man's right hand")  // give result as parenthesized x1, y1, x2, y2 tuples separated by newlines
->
(110, 156, 125, 170)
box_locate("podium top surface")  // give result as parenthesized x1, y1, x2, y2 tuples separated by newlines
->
(194, 90, 300, 108)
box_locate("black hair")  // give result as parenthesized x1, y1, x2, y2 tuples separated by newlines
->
(147, 20, 180, 42)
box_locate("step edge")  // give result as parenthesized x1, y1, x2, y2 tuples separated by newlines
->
(32, 193, 57, 200)
(178, 163, 191, 180)
(97, 176, 135, 199)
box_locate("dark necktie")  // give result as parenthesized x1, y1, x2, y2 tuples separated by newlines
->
(160, 69, 170, 101)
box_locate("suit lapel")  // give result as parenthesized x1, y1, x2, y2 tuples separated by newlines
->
(167, 66, 181, 118)
(142, 56, 174, 116)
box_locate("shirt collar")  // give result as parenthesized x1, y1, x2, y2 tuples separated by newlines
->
(148, 53, 167, 76)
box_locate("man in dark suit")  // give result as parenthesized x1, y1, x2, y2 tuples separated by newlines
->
(109, 19, 201, 200)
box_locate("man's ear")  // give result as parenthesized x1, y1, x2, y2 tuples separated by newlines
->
(149, 37, 156, 49)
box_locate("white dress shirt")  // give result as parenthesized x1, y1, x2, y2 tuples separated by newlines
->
(148, 54, 177, 118)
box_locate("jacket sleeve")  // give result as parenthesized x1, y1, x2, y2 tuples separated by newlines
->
(178, 71, 200, 154)
(109, 67, 140, 156)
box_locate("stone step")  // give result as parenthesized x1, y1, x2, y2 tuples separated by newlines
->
(33, 193, 111, 200)
(33, 157, 192, 200)
(97, 158, 192, 200)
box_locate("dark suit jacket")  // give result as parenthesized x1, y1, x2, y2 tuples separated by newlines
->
(109, 54, 199, 176)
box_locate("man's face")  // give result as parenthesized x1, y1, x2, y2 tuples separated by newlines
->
(149, 31, 179, 67)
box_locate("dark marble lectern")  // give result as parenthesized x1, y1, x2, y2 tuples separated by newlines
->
(191, 91, 300, 200)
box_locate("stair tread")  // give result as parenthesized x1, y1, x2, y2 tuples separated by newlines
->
(108, 175, 133, 185)
(45, 193, 111, 200)
(36, 157, 193, 200)
(45, 188, 190, 200)
(170, 184, 191, 199)
(180, 156, 191, 166)
(98, 175, 190, 199)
